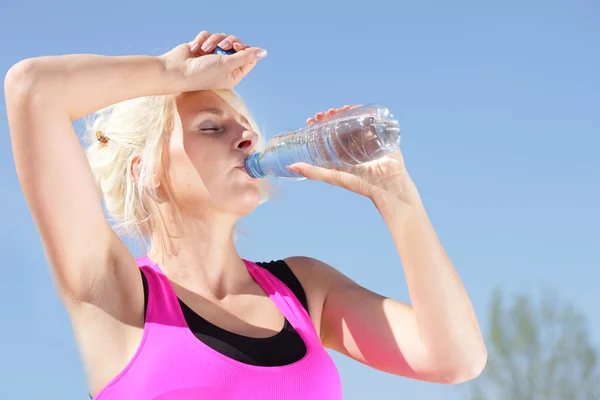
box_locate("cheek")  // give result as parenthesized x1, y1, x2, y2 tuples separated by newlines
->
(166, 140, 207, 198)
(167, 138, 225, 199)
(185, 138, 231, 182)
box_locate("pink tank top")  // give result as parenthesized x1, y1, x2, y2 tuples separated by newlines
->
(93, 256, 343, 400)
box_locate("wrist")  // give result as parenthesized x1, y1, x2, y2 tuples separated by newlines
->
(370, 173, 423, 214)
(370, 169, 419, 200)
(156, 54, 188, 94)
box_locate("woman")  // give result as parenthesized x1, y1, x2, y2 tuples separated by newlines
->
(5, 31, 487, 399)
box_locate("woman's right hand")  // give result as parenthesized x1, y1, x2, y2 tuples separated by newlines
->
(160, 31, 267, 92)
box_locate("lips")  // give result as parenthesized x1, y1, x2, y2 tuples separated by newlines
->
(235, 164, 250, 175)
(234, 163, 259, 180)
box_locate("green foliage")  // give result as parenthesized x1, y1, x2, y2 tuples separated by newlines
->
(467, 288, 600, 400)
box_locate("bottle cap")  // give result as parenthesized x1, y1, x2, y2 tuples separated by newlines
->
(214, 46, 237, 56)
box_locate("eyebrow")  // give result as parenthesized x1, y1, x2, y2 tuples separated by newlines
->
(198, 108, 252, 128)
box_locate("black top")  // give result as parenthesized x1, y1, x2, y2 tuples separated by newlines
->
(90, 260, 309, 398)
(167, 260, 309, 367)
(140, 260, 308, 367)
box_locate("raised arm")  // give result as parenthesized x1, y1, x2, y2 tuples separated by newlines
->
(5, 54, 177, 301)
(285, 107, 487, 385)
(5, 31, 265, 302)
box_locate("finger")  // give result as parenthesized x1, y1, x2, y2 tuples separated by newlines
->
(190, 31, 211, 53)
(233, 42, 248, 51)
(224, 47, 267, 70)
(317, 106, 354, 121)
(309, 105, 357, 125)
(217, 35, 239, 50)
(330, 106, 352, 115)
(287, 163, 341, 184)
(237, 48, 268, 76)
(314, 112, 326, 122)
(201, 32, 228, 53)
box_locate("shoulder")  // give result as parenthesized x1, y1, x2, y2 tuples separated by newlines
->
(283, 256, 351, 288)
(254, 257, 332, 282)
(281, 256, 357, 341)
(282, 256, 327, 271)
(283, 256, 362, 310)
(256, 257, 336, 294)
(254, 259, 308, 312)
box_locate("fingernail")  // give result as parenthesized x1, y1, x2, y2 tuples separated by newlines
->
(201, 41, 212, 52)
(255, 49, 267, 59)
(217, 39, 231, 49)
(191, 43, 199, 52)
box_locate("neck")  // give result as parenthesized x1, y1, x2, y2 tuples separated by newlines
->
(147, 210, 248, 298)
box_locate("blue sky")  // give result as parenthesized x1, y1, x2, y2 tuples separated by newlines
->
(1, 0, 598, 399)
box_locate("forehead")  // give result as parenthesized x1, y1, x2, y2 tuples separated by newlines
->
(177, 91, 249, 125)
(178, 91, 226, 111)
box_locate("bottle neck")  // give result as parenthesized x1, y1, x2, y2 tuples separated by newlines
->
(244, 152, 266, 178)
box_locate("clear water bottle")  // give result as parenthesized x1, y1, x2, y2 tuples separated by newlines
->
(244, 104, 400, 180)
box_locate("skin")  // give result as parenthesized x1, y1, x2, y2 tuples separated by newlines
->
(5, 30, 487, 397)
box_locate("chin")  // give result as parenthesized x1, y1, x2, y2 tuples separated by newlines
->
(227, 187, 262, 216)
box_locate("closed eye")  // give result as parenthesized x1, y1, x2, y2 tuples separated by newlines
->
(198, 121, 224, 133)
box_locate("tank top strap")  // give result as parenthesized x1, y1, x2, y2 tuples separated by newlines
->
(243, 259, 320, 343)
(136, 256, 188, 329)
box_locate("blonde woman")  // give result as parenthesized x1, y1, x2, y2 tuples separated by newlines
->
(5, 30, 487, 399)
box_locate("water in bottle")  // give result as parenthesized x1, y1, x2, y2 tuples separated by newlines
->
(243, 104, 400, 180)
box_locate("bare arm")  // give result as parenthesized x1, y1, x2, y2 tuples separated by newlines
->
(287, 175, 487, 385)
(6, 33, 266, 394)
(4, 29, 264, 300)
(285, 106, 487, 384)
(5, 55, 182, 393)
(363, 178, 487, 382)
(5, 54, 179, 301)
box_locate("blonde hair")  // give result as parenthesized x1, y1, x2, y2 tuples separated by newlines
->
(83, 89, 269, 243)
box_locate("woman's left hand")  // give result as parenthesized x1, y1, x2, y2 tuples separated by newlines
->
(287, 105, 412, 202)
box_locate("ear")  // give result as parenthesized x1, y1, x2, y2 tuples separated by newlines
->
(130, 155, 161, 189)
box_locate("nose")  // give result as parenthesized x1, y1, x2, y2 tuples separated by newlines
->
(234, 129, 259, 153)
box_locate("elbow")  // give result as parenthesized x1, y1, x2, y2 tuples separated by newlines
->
(5, 59, 40, 99)
(436, 350, 488, 384)
(5, 58, 58, 104)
